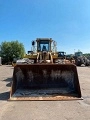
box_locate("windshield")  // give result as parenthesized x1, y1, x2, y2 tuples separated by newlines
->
(75, 52, 83, 57)
(37, 40, 50, 51)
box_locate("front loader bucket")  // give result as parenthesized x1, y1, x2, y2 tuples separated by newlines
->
(10, 64, 82, 100)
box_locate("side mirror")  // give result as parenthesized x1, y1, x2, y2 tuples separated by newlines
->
(32, 41, 35, 46)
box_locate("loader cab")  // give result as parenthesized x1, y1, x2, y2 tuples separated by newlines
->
(36, 38, 52, 52)
(58, 51, 66, 57)
(75, 52, 83, 57)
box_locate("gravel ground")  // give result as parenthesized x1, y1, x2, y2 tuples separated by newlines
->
(0, 65, 90, 120)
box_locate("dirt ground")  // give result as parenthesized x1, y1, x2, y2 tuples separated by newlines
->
(0, 65, 90, 120)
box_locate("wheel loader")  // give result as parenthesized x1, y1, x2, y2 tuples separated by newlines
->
(10, 38, 82, 100)
(74, 51, 90, 66)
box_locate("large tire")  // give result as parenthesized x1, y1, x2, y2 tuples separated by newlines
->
(85, 58, 90, 66)
(75, 57, 84, 66)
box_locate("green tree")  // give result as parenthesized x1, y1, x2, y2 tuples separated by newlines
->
(1, 40, 25, 64)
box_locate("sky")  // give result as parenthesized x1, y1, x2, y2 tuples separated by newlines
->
(0, 0, 90, 54)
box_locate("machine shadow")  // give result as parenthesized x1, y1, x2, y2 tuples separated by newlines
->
(0, 78, 12, 101)
(3, 78, 12, 87)
(0, 92, 10, 100)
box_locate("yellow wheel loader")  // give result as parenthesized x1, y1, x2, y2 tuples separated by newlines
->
(10, 38, 82, 100)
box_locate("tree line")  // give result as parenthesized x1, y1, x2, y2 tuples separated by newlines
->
(0, 40, 25, 64)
